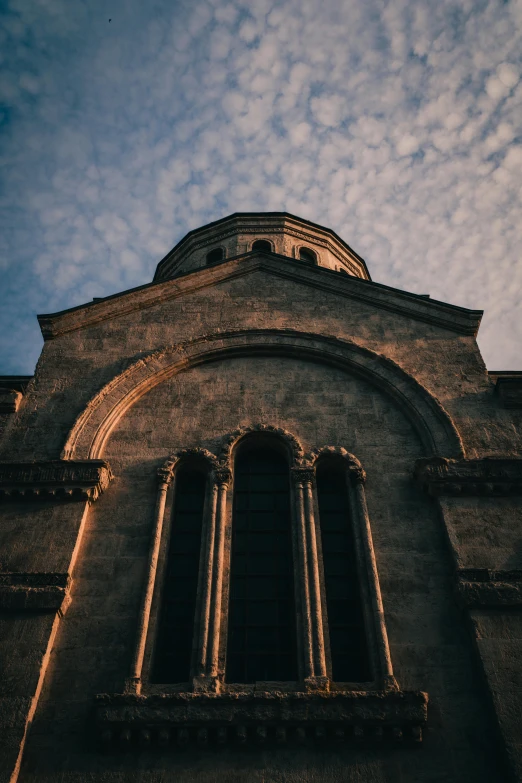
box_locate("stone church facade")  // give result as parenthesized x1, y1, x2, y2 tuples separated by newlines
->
(0, 212, 521, 782)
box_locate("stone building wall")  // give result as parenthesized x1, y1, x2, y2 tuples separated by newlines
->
(0, 233, 521, 782)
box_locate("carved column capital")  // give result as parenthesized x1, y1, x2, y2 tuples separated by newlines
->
(291, 466, 315, 486)
(156, 464, 174, 487)
(213, 468, 232, 487)
(348, 465, 366, 484)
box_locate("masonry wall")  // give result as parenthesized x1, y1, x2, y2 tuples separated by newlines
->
(18, 356, 501, 782)
(0, 263, 520, 782)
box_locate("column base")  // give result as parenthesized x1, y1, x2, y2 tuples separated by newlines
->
(304, 676, 330, 692)
(192, 675, 221, 694)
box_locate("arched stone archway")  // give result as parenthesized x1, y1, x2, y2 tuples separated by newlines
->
(62, 329, 464, 461)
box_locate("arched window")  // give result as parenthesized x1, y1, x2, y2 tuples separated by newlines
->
(299, 247, 316, 264)
(316, 460, 370, 682)
(206, 247, 224, 265)
(151, 467, 206, 683)
(227, 446, 298, 683)
(252, 239, 272, 253)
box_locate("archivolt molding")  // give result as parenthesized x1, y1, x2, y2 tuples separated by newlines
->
(219, 424, 305, 469)
(307, 446, 366, 484)
(157, 448, 219, 486)
(61, 329, 464, 461)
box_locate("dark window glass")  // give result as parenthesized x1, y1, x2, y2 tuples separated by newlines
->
(299, 247, 316, 264)
(206, 247, 224, 265)
(227, 448, 297, 683)
(316, 464, 371, 682)
(252, 239, 272, 253)
(151, 469, 206, 683)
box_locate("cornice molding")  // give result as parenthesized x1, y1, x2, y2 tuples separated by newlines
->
(0, 572, 71, 612)
(37, 256, 483, 341)
(0, 460, 113, 502)
(94, 689, 427, 748)
(456, 569, 522, 608)
(415, 457, 522, 496)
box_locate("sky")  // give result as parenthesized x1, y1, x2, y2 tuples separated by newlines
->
(1, 0, 521, 374)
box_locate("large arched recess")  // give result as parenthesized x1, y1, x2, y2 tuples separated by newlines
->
(62, 329, 464, 460)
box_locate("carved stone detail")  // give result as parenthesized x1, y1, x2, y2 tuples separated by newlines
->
(415, 457, 522, 496)
(219, 423, 305, 468)
(158, 448, 219, 486)
(0, 460, 113, 502)
(0, 572, 71, 612)
(308, 447, 366, 484)
(94, 689, 427, 748)
(456, 569, 522, 608)
(213, 468, 232, 487)
(291, 466, 315, 485)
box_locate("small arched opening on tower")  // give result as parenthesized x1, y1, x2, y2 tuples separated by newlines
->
(206, 247, 225, 265)
(252, 239, 273, 254)
(298, 247, 317, 264)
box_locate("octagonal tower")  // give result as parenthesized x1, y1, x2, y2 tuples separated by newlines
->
(153, 212, 371, 281)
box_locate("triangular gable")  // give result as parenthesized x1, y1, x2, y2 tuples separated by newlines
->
(38, 255, 482, 340)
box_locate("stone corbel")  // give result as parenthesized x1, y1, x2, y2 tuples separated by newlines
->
(456, 569, 522, 608)
(0, 572, 71, 614)
(414, 456, 522, 496)
(0, 460, 113, 502)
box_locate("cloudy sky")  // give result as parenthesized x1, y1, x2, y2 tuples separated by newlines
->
(1, 0, 521, 374)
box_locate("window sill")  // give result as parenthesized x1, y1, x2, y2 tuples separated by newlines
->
(94, 688, 427, 748)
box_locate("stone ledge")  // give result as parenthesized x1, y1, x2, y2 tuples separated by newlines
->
(456, 570, 522, 608)
(0, 460, 113, 502)
(94, 690, 427, 748)
(414, 457, 522, 496)
(0, 573, 71, 612)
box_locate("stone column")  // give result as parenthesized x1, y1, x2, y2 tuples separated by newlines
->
(348, 464, 397, 691)
(126, 464, 172, 695)
(194, 481, 219, 680)
(292, 466, 328, 689)
(194, 467, 231, 692)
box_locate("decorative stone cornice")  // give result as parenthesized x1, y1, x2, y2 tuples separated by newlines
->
(0, 460, 113, 502)
(456, 569, 522, 608)
(94, 689, 427, 748)
(0, 572, 71, 612)
(414, 457, 522, 496)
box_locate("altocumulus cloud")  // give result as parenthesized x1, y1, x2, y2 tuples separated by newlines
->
(0, 0, 521, 372)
